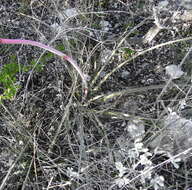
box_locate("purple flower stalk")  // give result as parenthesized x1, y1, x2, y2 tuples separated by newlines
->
(0, 38, 88, 96)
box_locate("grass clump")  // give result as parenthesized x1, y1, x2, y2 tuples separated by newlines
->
(1, 1, 192, 190)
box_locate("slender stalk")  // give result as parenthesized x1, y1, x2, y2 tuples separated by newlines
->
(0, 38, 88, 96)
(93, 35, 192, 91)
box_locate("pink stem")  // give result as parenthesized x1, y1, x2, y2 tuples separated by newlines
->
(0, 38, 88, 95)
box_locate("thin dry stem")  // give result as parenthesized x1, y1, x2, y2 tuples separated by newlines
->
(93, 35, 192, 91)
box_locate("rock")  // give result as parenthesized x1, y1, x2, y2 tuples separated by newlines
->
(165, 64, 184, 79)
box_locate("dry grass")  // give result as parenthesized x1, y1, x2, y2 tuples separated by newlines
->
(1, 0, 192, 189)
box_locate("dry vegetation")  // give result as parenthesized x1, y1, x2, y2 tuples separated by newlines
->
(1, 0, 192, 189)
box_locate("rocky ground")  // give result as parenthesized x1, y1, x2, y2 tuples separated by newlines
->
(1, 0, 192, 189)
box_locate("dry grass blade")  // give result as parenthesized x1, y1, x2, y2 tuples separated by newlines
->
(0, 142, 30, 190)
(93, 35, 192, 91)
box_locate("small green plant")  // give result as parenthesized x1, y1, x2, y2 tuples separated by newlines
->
(121, 48, 135, 59)
(0, 52, 55, 101)
(0, 60, 20, 101)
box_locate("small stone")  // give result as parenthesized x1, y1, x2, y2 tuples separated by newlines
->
(121, 71, 130, 79)
(64, 8, 78, 17)
(165, 64, 184, 79)
(100, 20, 111, 32)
